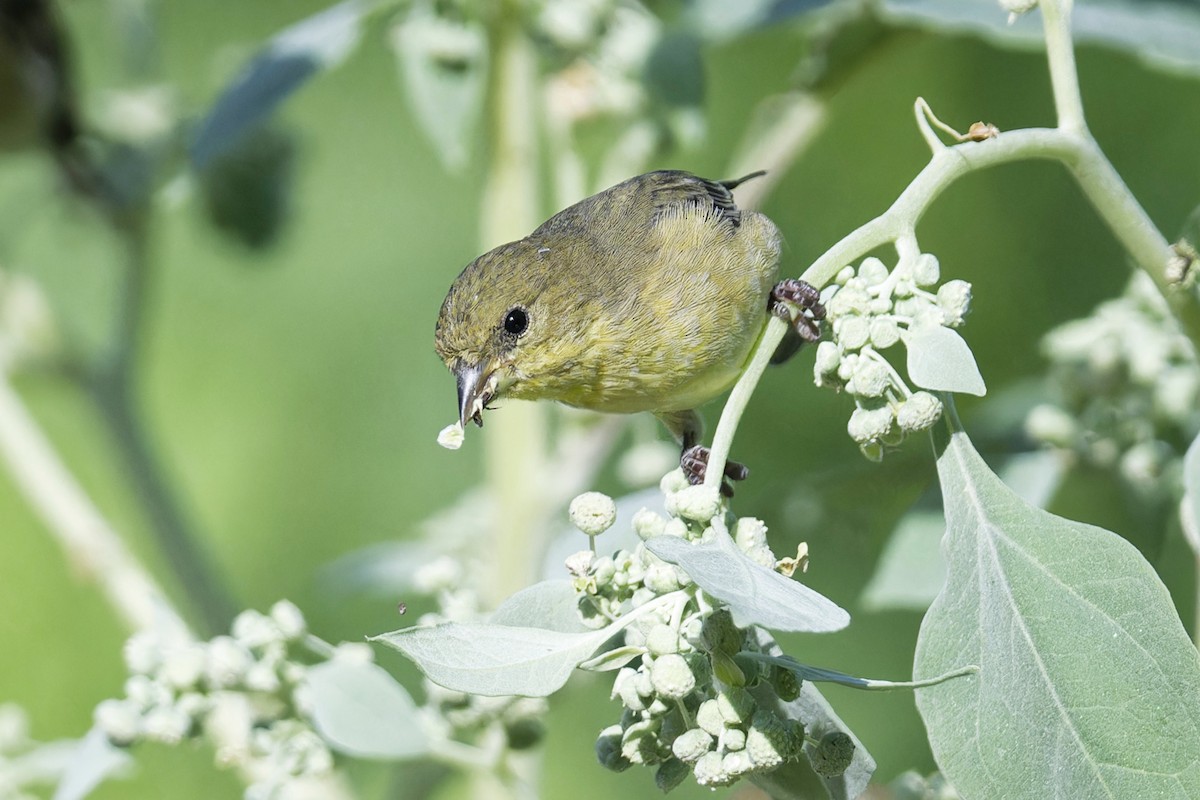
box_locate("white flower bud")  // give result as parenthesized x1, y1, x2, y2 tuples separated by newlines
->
(869, 317, 901, 349)
(621, 719, 659, 764)
(834, 266, 856, 285)
(613, 668, 648, 712)
(95, 699, 142, 745)
(912, 305, 947, 330)
(734, 517, 768, 550)
(893, 277, 915, 298)
(936, 280, 972, 325)
(631, 507, 666, 540)
(269, 601, 306, 641)
(565, 549, 595, 577)
(414, 555, 463, 594)
(595, 724, 629, 772)
(722, 749, 755, 777)
(835, 316, 870, 352)
(896, 391, 944, 433)
(143, 704, 192, 745)
(868, 296, 892, 315)
(1024, 403, 1077, 446)
(827, 284, 871, 318)
(332, 642, 374, 664)
(696, 699, 725, 736)
(124, 674, 171, 711)
(645, 624, 680, 656)
(659, 469, 690, 494)
(244, 660, 282, 694)
(207, 692, 254, 765)
(643, 563, 681, 594)
(694, 751, 733, 787)
(662, 517, 689, 538)
(746, 710, 793, 768)
(911, 253, 940, 286)
(160, 644, 207, 690)
(722, 727, 747, 751)
(1119, 440, 1167, 488)
(716, 688, 756, 725)
(1155, 366, 1200, 421)
(175, 692, 208, 720)
(122, 631, 163, 676)
(836, 352, 860, 382)
(814, 340, 841, 375)
(0, 704, 29, 751)
(671, 484, 721, 523)
(650, 653, 696, 699)
(672, 727, 714, 763)
(232, 610, 282, 650)
(848, 406, 895, 444)
(570, 491, 618, 536)
(858, 257, 889, 286)
(848, 358, 890, 398)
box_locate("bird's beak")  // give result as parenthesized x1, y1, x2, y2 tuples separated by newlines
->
(455, 360, 497, 429)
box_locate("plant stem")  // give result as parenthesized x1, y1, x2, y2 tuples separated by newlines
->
(90, 220, 236, 636)
(0, 367, 186, 635)
(1040, 0, 1087, 135)
(477, 0, 549, 607)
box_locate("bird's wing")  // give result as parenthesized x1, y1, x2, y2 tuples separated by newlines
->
(646, 170, 752, 229)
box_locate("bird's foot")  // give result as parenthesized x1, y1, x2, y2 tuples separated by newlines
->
(681, 445, 749, 498)
(770, 278, 826, 342)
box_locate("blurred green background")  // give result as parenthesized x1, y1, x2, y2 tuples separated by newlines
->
(1, 1, 1198, 798)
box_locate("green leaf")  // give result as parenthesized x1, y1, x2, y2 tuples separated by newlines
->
(372, 622, 615, 697)
(52, 728, 132, 800)
(748, 630, 876, 800)
(644, 519, 850, 633)
(390, 1, 488, 170)
(190, 0, 369, 169)
(905, 325, 986, 396)
(306, 660, 427, 760)
(861, 451, 1065, 612)
(490, 579, 588, 633)
(1183, 433, 1200, 558)
(915, 432, 1200, 799)
(881, 0, 1200, 79)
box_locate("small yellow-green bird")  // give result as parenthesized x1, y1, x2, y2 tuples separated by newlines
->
(434, 170, 824, 492)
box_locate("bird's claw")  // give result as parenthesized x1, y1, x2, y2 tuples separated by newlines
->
(681, 445, 748, 498)
(770, 278, 826, 342)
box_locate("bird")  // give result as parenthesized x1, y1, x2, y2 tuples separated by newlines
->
(434, 169, 824, 493)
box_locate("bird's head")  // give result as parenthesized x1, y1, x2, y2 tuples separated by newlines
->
(434, 239, 576, 430)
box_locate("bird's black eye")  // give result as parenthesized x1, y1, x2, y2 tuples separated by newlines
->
(503, 307, 529, 336)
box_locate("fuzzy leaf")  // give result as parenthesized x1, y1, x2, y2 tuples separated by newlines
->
(490, 579, 587, 633)
(915, 432, 1200, 799)
(905, 325, 986, 396)
(306, 660, 427, 760)
(372, 622, 614, 697)
(191, 0, 368, 169)
(1181, 432, 1200, 558)
(645, 520, 849, 633)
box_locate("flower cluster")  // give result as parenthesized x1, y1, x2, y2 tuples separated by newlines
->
(94, 601, 334, 799)
(813, 253, 968, 459)
(1025, 273, 1200, 504)
(567, 474, 853, 791)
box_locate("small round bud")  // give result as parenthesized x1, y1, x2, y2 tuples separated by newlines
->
(671, 727, 713, 763)
(722, 749, 755, 778)
(836, 352, 860, 382)
(644, 563, 681, 595)
(160, 644, 207, 690)
(848, 405, 895, 444)
(746, 711, 792, 768)
(814, 341, 841, 375)
(911, 253, 940, 286)
(651, 654, 696, 699)
(694, 750, 733, 786)
(722, 727, 747, 751)
(205, 636, 253, 688)
(244, 660, 282, 693)
(569, 492, 618, 536)
(613, 667, 648, 712)
(896, 391, 944, 433)
(733, 517, 769, 550)
(1119, 440, 1167, 488)
(770, 666, 801, 702)
(827, 283, 871, 318)
(659, 469, 690, 495)
(655, 758, 690, 793)
(1024, 403, 1077, 446)
(632, 508, 666, 540)
(834, 266, 856, 285)
(143, 704, 192, 745)
(124, 675, 170, 710)
(936, 280, 972, 326)
(95, 699, 142, 746)
(869, 317, 901, 349)
(596, 724, 631, 772)
(269, 600, 306, 640)
(836, 316, 870, 352)
(696, 699, 726, 737)
(1155, 366, 1200, 421)
(232, 609, 282, 650)
(645, 624, 680, 657)
(858, 257, 889, 286)
(868, 296, 892, 315)
(848, 359, 890, 398)
(414, 555, 462, 593)
(122, 631, 163, 676)
(565, 549, 595, 578)
(671, 484, 722, 522)
(504, 716, 546, 750)
(811, 731, 856, 777)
